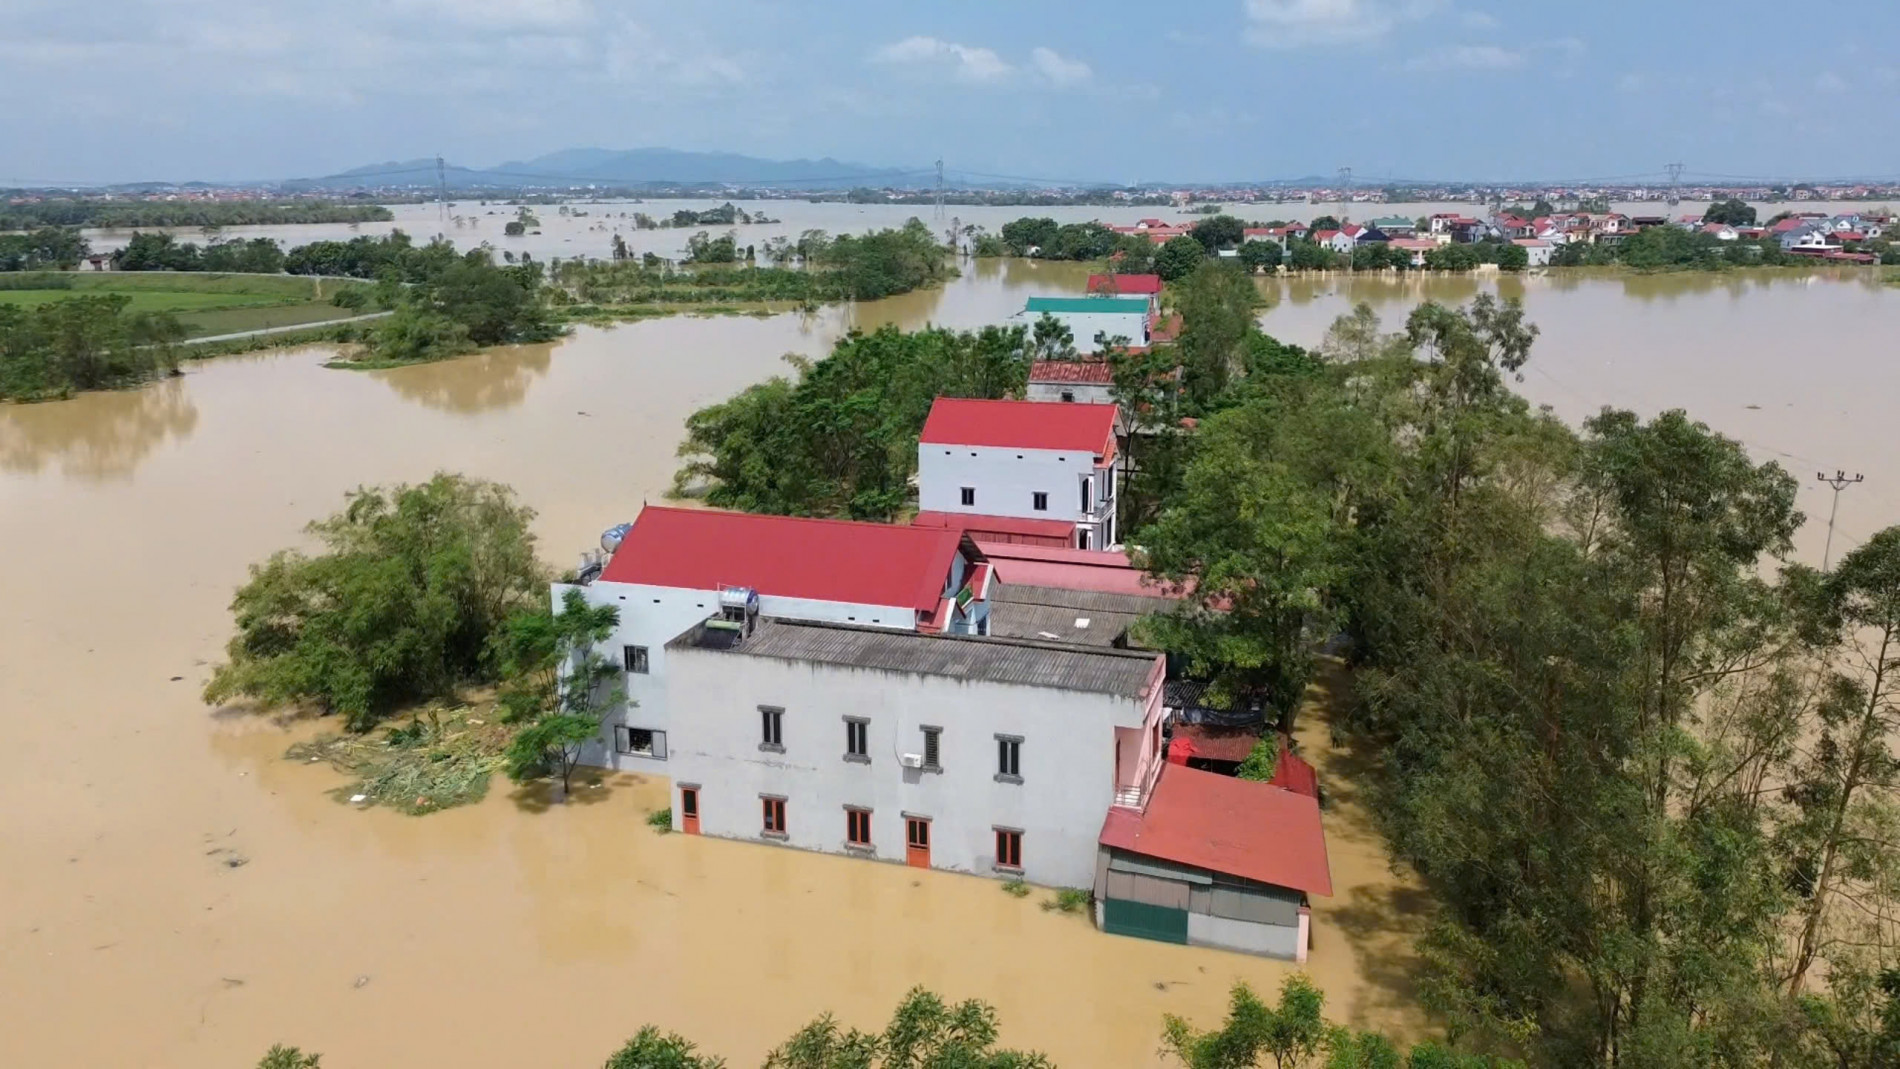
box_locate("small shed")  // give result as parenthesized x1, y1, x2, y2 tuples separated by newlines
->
(1095, 763, 1331, 961)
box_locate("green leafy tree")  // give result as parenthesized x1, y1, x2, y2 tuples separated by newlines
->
(1112, 233, 1158, 274)
(1780, 527, 1900, 995)
(675, 324, 1030, 519)
(0, 293, 185, 400)
(999, 217, 1060, 256)
(1309, 215, 1342, 232)
(604, 1026, 725, 1069)
(1703, 198, 1758, 226)
(1191, 214, 1247, 251)
(257, 1045, 322, 1068)
(1238, 239, 1283, 273)
(502, 589, 624, 799)
(1235, 736, 1281, 782)
(0, 227, 89, 271)
(204, 474, 545, 730)
(763, 987, 1050, 1069)
(1156, 235, 1208, 281)
(1030, 313, 1076, 362)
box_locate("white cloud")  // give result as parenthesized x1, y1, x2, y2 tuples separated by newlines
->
(872, 36, 1011, 83)
(1030, 46, 1092, 85)
(1815, 71, 1848, 93)
(1243, 0, 1443, 48)
(1403, 44, 1523, 71)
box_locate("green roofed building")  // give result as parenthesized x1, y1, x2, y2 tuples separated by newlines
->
(1366, 215, 1418, 235)
(1022, 296, 1151, 354)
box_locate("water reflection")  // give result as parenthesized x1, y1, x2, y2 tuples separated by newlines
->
(0, 376, 199, 480)
(373, 342, 556, 414)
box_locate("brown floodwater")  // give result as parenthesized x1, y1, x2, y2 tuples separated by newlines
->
(2, 265, 1895, 1066)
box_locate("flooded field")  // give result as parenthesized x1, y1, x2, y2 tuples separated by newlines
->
(3, 265, 1897, 1065)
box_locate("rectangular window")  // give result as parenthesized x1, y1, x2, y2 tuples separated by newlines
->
(1080, 476, 1092, 513)
(759, 706, 784, 751)
(1077, 528, 1090, 551)
(921, 726, 941, 771)
(1059, 390, 1075, 403)
(846, 808, 871, 847)
(844, 717, 869, 760)
(960, 486, 976, 507)
(622, 645, 649, 674)
(1031, 491, 1048, 512)
(680, 787, 698, 818)
(996, 735, 1021, 781)
(995, 828, 1023, 871)
(614, 726, 667, 759)
(761, 797, 786, 836)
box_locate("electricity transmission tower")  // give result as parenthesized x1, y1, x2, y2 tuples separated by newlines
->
(1816, 470, 1865, 570)
(436, 155, 449, 234)
(1664, 161, 1684, 207)
(933, 159, 946, 225)
(1337, 166, 1353, 205)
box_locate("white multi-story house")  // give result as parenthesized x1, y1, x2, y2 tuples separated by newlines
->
(1022, 295, 1150, 355)
(554, 506, 994, 772)
(663, 615, 1168, 889)
(914, 398, 1120, 550)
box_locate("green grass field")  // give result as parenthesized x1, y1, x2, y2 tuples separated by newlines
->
(0, 272, 374, 338)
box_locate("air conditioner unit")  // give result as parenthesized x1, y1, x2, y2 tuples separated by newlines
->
(899, 753, 924, 769)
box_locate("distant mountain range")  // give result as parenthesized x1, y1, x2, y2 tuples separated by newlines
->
(300, 148, 922, 189)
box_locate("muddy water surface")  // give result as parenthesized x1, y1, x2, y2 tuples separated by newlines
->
(3, 265, 1895, 1066)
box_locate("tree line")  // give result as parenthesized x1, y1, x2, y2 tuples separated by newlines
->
(0, 199, 392, 229)
(1108, 259, 1900, 1065)
(0, 293, 187, 400)
(577, 221, 952, 305)
(259, 976, 1522, 1067)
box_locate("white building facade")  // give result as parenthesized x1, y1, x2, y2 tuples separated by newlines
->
(1022, 296, 1150, 356)
(916, 398, 1120, 550)
(663, 617, 1167, 889)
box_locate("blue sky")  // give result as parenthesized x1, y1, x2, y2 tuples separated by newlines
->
(7, 0, 1899, 186)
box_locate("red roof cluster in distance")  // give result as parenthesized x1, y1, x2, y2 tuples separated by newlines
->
(599, 506, 959, 613)
(1099, 762, 1332, 896)
(919, 398, 1118, 455)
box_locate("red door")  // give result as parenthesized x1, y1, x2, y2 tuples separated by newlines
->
(905, 817, 931, 868)
(680, 787, 700, 835)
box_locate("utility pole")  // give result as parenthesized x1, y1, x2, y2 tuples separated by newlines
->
(1664, 161, 1684, 207)
(1816, 469, 1865, 570)
(933, 159, 946, 225)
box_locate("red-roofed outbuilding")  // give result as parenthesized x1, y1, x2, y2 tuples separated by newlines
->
(1086, 273, 1163, 296)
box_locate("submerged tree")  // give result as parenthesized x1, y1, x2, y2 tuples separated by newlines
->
(500, 588, 624, 799)
(257, 1046, 322, 1069)
(204, 474, 545, 730)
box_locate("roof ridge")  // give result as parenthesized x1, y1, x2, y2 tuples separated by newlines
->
(639, 504, 957, 538)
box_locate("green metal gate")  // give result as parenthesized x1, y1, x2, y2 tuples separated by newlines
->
(1102, 897, 1189, 945)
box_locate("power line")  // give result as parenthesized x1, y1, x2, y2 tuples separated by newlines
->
(1816, 470, 1865, 571)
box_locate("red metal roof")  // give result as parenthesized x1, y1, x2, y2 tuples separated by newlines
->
(598, 506, 959, 612)
(912, 511, 1076, 547)
(1166, 730, 1319, 799)
(977, 541, 1185, 597)
(1086, 273, 1163, 295)
(919, 398, 1118, 455)
(1029, 360, 1115, 385)
(1099, 763, 1333, 896)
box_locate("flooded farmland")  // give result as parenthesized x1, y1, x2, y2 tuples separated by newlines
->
(2, 264, 1897, 1066)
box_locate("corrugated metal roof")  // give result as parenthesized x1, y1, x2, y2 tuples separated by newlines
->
(919, 397, 1118, 454)
(1024, 296, 1151, 315)
(673, 617, 1159, 698)
(987, 583, 1175, 646)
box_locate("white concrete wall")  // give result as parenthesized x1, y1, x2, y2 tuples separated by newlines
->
(918, 444, 1115, 543)
(1188, 912, 1300, 960)
(1026, 381, 1116, 406)
(556, 580, 924, 771)
(1045, 311, 1147, 355)
(663, 646, 1155, 889)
